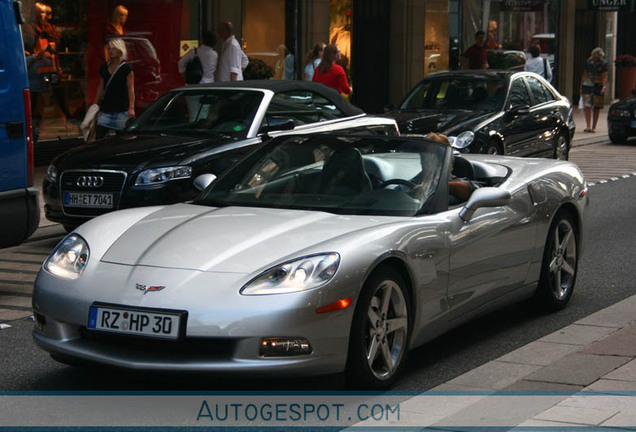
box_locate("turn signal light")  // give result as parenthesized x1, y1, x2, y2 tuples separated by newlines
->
(315, 297, 352, 314)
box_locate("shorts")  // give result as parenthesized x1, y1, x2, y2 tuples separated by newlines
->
(97, 111, 129, 130)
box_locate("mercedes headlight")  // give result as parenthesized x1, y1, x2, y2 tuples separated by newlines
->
(454, 131, 475, 149)
(135, 166, 192, 186)
(241, 253, 340, 295)
(45, 163, 57, 182)
(44, 234, 90, 279)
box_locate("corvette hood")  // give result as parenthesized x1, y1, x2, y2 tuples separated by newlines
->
(100, 204, 392, 273)
(389, 109, 493, 134)
(54, 133, 236, 171)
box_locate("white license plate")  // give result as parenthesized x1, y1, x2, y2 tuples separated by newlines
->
(64, 192, 113, 208)
(87, 305, 182, 339)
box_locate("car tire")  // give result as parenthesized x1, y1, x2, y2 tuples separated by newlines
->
(554, 133, 569, 160)
(609, 132, 627, 144)
(346, 266, 410, 389)
(533, 211, 578, 310)
(484, 141, 503, 155)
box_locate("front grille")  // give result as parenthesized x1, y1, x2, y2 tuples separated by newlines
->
(60, 170, 127, 216)
(80, 327, 236, 358)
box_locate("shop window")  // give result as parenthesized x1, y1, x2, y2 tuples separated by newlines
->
(243, 0, 288, 80)
(424, 0, 450, 76)
(329, 0, 352, 86)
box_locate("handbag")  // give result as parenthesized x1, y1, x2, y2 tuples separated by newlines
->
(80, 103, 100, 141)
(185, 48, 203, 84)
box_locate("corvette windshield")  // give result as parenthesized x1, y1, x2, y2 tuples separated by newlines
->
(401, 76, 506, 112)
(196, 135, 447, 217)
(126, 89, 264, 138)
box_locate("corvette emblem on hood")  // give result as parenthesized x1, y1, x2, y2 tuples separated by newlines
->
(135, 284, 166, 294)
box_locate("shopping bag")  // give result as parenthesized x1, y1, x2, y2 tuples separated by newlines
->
(80, 104, 100, 141)
(578, 96, 584, 110)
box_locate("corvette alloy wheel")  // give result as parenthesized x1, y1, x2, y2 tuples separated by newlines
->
(348, 267, 410, 388)
(536, 211, 578, 310)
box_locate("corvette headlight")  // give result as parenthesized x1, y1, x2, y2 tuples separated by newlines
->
(45, 163, 57, 182)
(44, 234, 90, 280)
(135, 166, 192, 186)
(455, 131, 475, 148)
(241, 253, 340, 295)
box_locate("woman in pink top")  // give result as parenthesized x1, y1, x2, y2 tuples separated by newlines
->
(312, 44, 351, 95)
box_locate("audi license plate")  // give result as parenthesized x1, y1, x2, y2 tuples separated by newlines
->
(88, 305, 182, 339)
(64, 192, 113, 208)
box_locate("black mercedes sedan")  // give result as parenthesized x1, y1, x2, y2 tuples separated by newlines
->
(607, 92, 636, 144)
(43, 80, 398, 230)
(386, 70, 574, 159)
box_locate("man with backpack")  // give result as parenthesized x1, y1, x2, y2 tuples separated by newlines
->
(178, 30, 218, 84)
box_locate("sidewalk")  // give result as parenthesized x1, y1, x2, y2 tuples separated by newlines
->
(571, 106, 609, 147)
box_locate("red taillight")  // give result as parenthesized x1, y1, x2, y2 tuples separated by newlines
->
(23, 89, 34, 186)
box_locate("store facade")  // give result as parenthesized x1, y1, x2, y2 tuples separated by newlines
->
(22, 0, 626, 144)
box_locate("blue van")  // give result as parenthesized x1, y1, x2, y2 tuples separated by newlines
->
(0, 0, 39, 248)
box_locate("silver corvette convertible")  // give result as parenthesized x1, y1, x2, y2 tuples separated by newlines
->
(32, 134, 589, 388)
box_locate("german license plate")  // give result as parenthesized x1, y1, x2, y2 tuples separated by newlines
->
(87, 305, 182, 339)
(64, 191, 113, 208)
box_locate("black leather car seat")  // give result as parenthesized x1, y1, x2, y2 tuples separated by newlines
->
(452, 156, 476, 180)
(319, 148, 372, 196)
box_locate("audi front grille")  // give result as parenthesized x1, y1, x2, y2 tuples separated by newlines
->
(60, 170, 127, 217)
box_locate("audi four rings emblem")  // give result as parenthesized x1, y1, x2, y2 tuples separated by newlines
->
(76, 176, 104, 188)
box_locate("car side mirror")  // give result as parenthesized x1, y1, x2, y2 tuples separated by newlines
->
(384, 103, 395, 112)
(193, 173, 217, 191)
(505, 104, 530, 119)
(260, 118, 295, 135)
(459, 187, 511, 222)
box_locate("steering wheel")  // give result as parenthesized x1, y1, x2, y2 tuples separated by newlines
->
(379, 179, 417, 190)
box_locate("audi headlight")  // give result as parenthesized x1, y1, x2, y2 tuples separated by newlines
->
(135, 166, 192, 186)
(44, 234, 90, 279)
(241, 253, 340, 295)
(45, 163, 57, 182)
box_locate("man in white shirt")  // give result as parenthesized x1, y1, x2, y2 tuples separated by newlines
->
(217, 21, 249, 82)
(524, 44, 552, 82)
(178, 31, 218, 84)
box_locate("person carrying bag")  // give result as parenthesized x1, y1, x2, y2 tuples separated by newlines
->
(89, 38, 135, 141)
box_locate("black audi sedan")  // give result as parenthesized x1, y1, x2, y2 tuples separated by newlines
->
(386, 70, 574, 159)
(607, 92, 636, 144)
(42, 80, 398, 231)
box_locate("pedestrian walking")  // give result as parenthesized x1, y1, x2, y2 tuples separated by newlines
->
(303, 42, 325, 81)
(178, 30, 218, 84)
(312, 44, 351, 95)
(460, 30, 488, 70)
(580, 47, 608, 133)
(524, 44, 552, 82)
(93, 38, 135, 139)
(216, 21, 248, 82)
